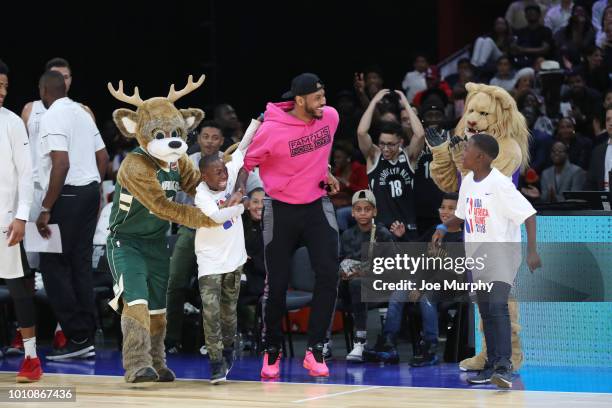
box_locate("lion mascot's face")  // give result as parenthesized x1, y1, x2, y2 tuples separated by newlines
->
(456, 82, 530, 169)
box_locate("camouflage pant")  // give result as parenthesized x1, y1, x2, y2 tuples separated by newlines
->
(198, 270, 241, 361)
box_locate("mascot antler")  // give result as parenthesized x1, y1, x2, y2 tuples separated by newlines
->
(107, 80, 144, 107)
(167, 75, 205, 102)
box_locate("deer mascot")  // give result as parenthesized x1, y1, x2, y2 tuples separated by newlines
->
(105, 75, 217, 383)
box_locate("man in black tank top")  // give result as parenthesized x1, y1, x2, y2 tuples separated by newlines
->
(357, 89, 425, 241)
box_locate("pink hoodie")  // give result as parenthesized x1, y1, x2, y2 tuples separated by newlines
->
(243, 101, 339, 204)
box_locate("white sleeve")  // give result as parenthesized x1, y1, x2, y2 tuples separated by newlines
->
(496, 178, 536, 225)
(195, 190, 244, 222)
(226, 148, 245, 178)
(455, 185, 466, 220)
(40, 113, 69, 152)
(94, 131, 105, 151)
(238, 118, 261, 154)
(10, 118, 34, 221)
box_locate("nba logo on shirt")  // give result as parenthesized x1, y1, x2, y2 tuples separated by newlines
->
(465, 197, 474, 233)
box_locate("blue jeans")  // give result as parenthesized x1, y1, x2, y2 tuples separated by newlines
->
(478, 281, 511, 368)
(419, 293, 439, 343)
(383, 290, 408, 336)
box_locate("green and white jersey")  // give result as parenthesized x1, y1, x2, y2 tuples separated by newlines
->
(108, 147, 181, 240)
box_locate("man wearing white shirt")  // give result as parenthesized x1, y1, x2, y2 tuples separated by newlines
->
(544, 0, 573, 33)
(0, 59, 42, 382)
(36, 70, 109, 361)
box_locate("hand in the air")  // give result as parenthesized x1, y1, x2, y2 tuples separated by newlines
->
(389, 221, 406, 238)
(424, 127, 450, 148)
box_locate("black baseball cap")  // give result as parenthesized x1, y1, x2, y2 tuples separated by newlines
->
(282, 73, 324, 99)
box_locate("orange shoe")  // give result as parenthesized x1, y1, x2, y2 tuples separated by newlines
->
(6, 331, 24, 355)
(16, 357, 43, 383)
(53, 330, 67, 350)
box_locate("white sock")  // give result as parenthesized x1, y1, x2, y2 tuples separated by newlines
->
(55, 323, 62, 333)
(23, 337, 37, 358)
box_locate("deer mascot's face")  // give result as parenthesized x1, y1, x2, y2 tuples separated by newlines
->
(108, 75, 205, 164)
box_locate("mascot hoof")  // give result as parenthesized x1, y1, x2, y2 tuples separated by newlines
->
(126, 366, 159, 383)
(156, 366, 176, 382)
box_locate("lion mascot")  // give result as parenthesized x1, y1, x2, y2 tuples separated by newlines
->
(105, 75, 218, 383)
(425, 82, 530, 372)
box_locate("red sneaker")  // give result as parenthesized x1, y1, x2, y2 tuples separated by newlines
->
(6, 331, 24, 355)
(16, 357, 43, 383)
(53, 330, 67, 350)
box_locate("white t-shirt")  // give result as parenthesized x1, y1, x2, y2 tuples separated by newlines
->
(194, 149, 247, 277)
(39, 97, 105, 189)
(0, 107, 33, 226)
(456, 168, 536, 284)
(25, 100, 47, 184)
(456, 167, 536, 243)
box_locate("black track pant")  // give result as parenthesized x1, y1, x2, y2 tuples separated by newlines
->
(40, 182, 99, 342)
(262, 197, 339, 348)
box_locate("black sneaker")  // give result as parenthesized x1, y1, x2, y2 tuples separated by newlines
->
(322, 341, 333, 361)
(210, 359, 228, 385)
(410, 341, 439, 367)
(46, 338, 95, 361)
(223, 348, 235, 374)
(308, 343, 326, 363)
(467, 365, 495, 384)
(491, 365, 513, 389)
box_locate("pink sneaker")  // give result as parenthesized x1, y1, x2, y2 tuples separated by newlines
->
(260, 349, 281, 379)
(303, 350, 329, 377)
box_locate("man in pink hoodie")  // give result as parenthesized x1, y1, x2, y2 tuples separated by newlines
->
(236, 73, 340, 378)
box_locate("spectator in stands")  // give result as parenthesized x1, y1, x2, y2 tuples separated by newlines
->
(334, 90, 362, 153)
(415, 103, 446, 234)
(511, 67, 536, 99)
(238, 187, 266, 348)
(354, 66, 385, 110)
(489, 56, 518, 92)
(402, 55, 430, 103)
(592, 0, 612, 34)
(471, 17, 514, 73)
(554, 4, 596, 66)
(165, 120, 225, 354)
(331, 142, 368, 231)
(506, 1, 548, 31)
(544, 0, 574, 34)
(214, 103, 243, 151)
(357, 89, 425, 241)
(107, 128, 136, 182)
(410, 193, 465, 367)
(338, 190, 397, 362)
(597, 8, 612, 68)
(562, 70, 603, 137)
(556, 117, 593, 170)
(578, 46, 610, 92)
(594, 89, 612, 142)
(511, 4, 554, 68)
(444, 58, 473, 90)
(412, 66, 452, 107)
(526, 141, 586, 202)
(518, 90, 554, 173)
(586, 106, 612, 190)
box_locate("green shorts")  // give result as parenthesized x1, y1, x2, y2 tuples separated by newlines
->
(106, 235, 170, 313)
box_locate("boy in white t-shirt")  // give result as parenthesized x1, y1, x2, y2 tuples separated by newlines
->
(194, 119, 259, 384)
(432, 133, 541, 389)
